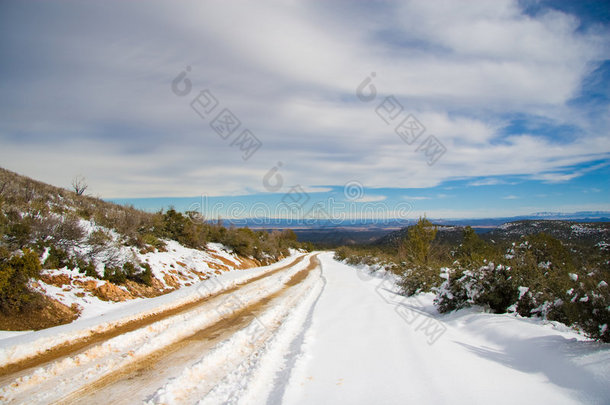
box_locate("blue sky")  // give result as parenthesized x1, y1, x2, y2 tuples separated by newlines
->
(0, 0, 608, 219)
(112, 162, 610, 220)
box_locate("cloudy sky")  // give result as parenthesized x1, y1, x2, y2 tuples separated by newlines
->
(1, 0, 609, 219)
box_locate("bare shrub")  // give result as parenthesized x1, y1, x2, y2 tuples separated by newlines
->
(71, 175, 88, 196)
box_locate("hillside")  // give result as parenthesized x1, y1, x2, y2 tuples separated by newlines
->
(485, 220, 610, 247)
(374, 220, 610, 248)
(0, 168, 302, 330)
(374, 224, 465, 247)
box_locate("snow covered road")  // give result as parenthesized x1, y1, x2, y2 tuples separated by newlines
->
(0, 253, 319, 403)
(1, 252, 608, 404)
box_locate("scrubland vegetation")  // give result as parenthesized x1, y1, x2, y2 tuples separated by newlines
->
(0, 168, 303, 316)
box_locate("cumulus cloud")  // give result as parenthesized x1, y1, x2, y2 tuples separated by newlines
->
(0, 0, 608, 198)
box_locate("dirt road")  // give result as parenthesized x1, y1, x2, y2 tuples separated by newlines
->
(0, 253, 321, 404)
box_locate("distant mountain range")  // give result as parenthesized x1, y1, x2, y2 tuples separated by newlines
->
(220, 211, 610, 246)
(230, 212, 609, 247)
(529, 211, 610, 219)
(420, 211, 610, 228)
(223, 211, 610, 230)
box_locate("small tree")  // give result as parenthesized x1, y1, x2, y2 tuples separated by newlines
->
(398, 217, 441, 295)
(71, 175, 88, 196)
(456, 226, 495, 267)
(401, 216, 437, 266)
(0, 248, 42, 312)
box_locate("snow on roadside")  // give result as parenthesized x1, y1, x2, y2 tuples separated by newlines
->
(33, 240, 252, 319)
(280, 252, 610, 405)
(347, 257, 595, 340)
(0, 253, 314, 404)
(0, 252, 306, 367)
(137, 240, 245, 289)
(21, 215, 263, 328)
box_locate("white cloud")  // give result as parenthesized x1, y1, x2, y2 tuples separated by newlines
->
(468, 178, 503, 186)
(0, 0, 608, 198)
(402, 195, 431, 201)
(531, 162, 609, 183)
(355, 195, 387, 203)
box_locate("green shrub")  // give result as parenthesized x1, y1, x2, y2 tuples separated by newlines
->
(207, 221, 226, 242)
(141, 233, 166, 251)
(436, 263, 518, 314)
(117, 262, 153, 286)
(396, 217, 443, 295)
(456, 226, 497, 266)
(475, 264, 518, 313)
(509, 234, 577, 319)
(6, 217, 32, 249)
(330, 221, 608, 342)
(133, 263, 153, 286)
(561, 262, 609, 342)
(152, 209, 209, 249)
(0, 248, 42, 312)
(122, 262, 136, 278)
(400, 217, 437, 266)
(76, 258, 99, 278)
(333, 246, 352, 262)
(435, 268, 473, 313)
(301, 241, 315, 252)
(103, 265, 126, 284)
(515, 288, 537, 317)
(43, 246, 76, 270)
(399, 264, 441, 296)
(221, 227, 256, 257)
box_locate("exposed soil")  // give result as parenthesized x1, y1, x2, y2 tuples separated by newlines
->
(0, 254, 307, 379)
(1, 251, 275, 334)
(0, 296, 80, 332)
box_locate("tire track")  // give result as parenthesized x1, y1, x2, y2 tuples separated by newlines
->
(56, 255, 320, 404)
(0, 254, 306, 382)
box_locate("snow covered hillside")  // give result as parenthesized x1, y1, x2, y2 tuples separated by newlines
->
(1, 252, 607, 404)
(32, 239, 265, 322)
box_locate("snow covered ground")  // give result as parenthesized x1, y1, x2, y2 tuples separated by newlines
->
(32, 240, 258, 321)
(0, 251, 305, 368)
(280, 252, 610, 405)
(1, 252, 608, 404)
(0, 253, 314, 403)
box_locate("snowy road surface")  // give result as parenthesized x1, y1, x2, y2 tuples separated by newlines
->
(1, 252, 608, 404)
(282, 253, 609, 405)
